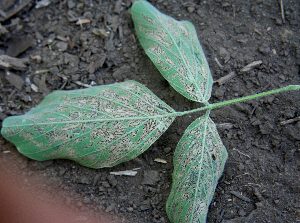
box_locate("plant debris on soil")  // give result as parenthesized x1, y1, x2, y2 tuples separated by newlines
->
(0, 0, 300, 222)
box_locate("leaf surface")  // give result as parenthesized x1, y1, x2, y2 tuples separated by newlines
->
(166, 112, 228, 222)
(132, 0, 213, 103)
(1, 81, 175, 168)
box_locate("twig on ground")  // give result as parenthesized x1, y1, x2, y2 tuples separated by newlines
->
(214, 72, 236, 85)
(279, 116, 300, 125)
(110, 168, 141, 176)
(60, 79, 68, 90)
(0, 55, 28, 71)
(232, 4, 236, 20)
(279, 0, 285, 24)
(34, 69, 50, 74)
(254, 28, 262, 36)
(154, 158, 168, 164)
(233, 148, 251, 159)
(214, 57, 223, 69)
(229, 191, 254, 203)
(74, 81, 92, 88)
(240, 60, 262, 73)
(0, 0, 32, 22)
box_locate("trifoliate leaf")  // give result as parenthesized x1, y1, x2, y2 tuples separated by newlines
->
(166, 113, 228, 222)
(1, 81, 175, 168)
(132, 0, 213, 103)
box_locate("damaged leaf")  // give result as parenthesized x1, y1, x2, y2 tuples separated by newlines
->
(166, 112, 228, 223)
(132, 0, 213, 103)
(1, 81, 175, 168)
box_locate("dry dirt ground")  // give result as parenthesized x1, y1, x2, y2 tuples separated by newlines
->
(0, 0, 300, 222)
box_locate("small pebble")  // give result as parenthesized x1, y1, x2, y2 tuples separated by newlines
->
(67, 0, 75, 9)
(107, 175, 118, 187)
(98, 186, 106, 192)
(140, 204, 151, 211)
(238, 208, 246, 217)
(101, 181, 110, 188)
(187, 7, 195, 13)
(83, 197, 91, 204)
(163, 147, 172, 153)
(127, 207, 134, 212)
(105, 203, 116, 213)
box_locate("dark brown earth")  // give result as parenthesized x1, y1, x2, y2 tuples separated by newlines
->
(0, 0, 300, 222)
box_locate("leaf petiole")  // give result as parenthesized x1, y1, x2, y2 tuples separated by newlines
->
(176, 85, 300, 117)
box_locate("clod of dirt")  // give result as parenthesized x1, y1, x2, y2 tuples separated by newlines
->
(213, 85, 226, 99)
(105, 39, 115, 52)
(33, 75, 50, 97)
(87, 53, 106, 74)
(0, 0, 32, 22)
(30, 160, 53, 170)
(105, 203, 117, 213)
(140, 204, 151, 211)
(238, 208, 247, 217)
(218, 47, 231, 64)
(6, 36, 34, 57)
(284, 125, 300, 140)
(54, 41, 68, 51)
(258, 43, 271, 55)
(163, 147, 172, 153)
(114, 0, 123, 14)
(67, 0, 76, 9)
(83, 197, 91, 204)
(259, 122, 274, 135)
(0, 0, 15, 11)
(0, 23, 8, 35)
(141, 170, 160, 186)
(107, 175, 118, 187)
(5, 71, 24, 89)
(101, 181, 110, 188)
(112, 64, 131, 81)
(92, 28, 110, 38)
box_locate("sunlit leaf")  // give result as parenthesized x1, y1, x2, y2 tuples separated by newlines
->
(1, 81, 175, 168)
(132, 0, 213, 103)
(166, 112, 228, 223)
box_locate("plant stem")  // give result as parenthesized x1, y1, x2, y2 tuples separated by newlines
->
(176, 85, 300, 117)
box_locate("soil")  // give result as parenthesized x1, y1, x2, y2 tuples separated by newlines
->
(0, 0, 300, 222)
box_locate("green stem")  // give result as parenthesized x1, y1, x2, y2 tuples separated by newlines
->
(176, 85, 300, 117)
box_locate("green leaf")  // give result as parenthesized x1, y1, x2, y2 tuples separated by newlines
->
(166, 112, 228, 223)
(1, 81, 175, 168)
(132, 0, 213, 103)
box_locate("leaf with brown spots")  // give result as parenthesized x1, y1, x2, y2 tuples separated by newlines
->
(132, 0, 213, 103)
(1, 81, 175, 168)
(166, 111, 228, 222)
